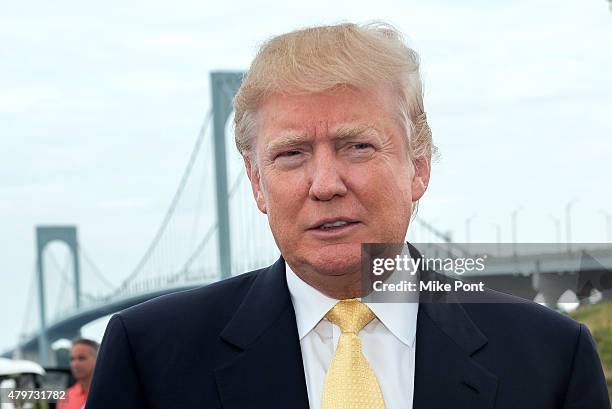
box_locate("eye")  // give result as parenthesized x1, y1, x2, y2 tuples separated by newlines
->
(272, 150, 306, 169)
(275, 150, 302, 160)
(353, 143, 373, 150)
(343, 141, 375, 161)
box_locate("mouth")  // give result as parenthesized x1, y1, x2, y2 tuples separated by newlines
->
(309, 218, 361, 232)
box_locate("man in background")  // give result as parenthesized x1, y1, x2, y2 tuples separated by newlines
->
(57, 339, 98, 409)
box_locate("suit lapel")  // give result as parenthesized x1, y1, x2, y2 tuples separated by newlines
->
(214, 257, 310, 409)
(413, 300, 498, 409)
(406, 242, 498, 409)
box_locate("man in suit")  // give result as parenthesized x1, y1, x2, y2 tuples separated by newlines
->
(86, 22, 610, 408)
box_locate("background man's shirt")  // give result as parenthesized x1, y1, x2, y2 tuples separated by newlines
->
(56, 383, 87, 409)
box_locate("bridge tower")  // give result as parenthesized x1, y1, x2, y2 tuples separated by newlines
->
(210, 71, 244, 279)
(35, 226, 81, 366)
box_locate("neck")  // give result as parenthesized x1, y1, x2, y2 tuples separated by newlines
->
(79, 378, 92, 394)
(292, 267, 366, 299)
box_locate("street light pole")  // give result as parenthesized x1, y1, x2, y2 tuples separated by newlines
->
(466, 214, 477, 243)
(600, 210, 612, 242)
(548, 214, 561, 250)
(490, 223, 501, 256)
(465, 213, 477, 255)
(511, 206, 523, 257)
(565, 199, 578, 252)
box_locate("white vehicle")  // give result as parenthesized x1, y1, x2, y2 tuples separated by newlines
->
(0, 358, 45, 377)
(0, 358, 46, 409)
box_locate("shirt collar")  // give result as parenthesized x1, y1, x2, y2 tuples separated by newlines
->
(285, 262, 418, 347)
(367, 298, 418, 347)
(285, 262, 337, 340)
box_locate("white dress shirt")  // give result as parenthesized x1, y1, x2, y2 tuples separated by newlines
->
(286, 263, 418, 409)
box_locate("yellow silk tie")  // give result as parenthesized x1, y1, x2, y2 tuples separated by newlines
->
(321, 299, 386, 409)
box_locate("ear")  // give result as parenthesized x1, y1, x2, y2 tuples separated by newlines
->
(411, 157, 431, 202)
(244, 156, 267, 214)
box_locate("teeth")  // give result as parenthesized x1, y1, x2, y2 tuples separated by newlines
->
(321, 220, 348, 229)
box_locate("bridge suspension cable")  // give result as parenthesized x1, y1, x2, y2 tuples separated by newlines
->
(166, 166, 248, 282)
(78, 242, 116, 291)
(20, 265, 37, 340)
(113, 109, 213, 295)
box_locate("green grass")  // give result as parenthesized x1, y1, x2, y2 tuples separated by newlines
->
(570, 302, 612, 403)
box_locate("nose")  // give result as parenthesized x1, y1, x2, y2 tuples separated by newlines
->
(307, 147, 348, 201)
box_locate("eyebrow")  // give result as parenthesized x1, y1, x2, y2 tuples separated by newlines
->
(264, 123, 380, 152)
(265, 131, 310, 152)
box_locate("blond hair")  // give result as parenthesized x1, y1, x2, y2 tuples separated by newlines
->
(233, 21, 435, 169)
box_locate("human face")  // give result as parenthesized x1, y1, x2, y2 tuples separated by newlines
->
(246, 86, 430, 297)
(69, 344, 96, 382)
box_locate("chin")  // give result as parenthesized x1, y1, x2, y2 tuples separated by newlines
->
(306, 242, 362, 276)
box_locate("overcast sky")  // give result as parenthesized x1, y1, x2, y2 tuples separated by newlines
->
(1, 0, 611, 354)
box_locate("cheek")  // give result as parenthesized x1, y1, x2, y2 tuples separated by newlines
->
(261, 173, 307, 230)
(393, 172, 415, 209)
(387, 158, 415, 203)
(351, 162, 413, 207)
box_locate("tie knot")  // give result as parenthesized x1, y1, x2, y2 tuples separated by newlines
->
(325, 299, 376, 334)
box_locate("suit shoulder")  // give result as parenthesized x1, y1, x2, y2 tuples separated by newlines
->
(463, 287, 581, 340)
(117, 268, 262, 328)
(433, 269, 582, 336)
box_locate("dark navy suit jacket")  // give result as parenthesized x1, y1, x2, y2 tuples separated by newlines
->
(85, 255, 610, 409)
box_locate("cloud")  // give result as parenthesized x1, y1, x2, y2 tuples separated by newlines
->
(133, 33, 210, 52)
(0, 88, 59, 114)
(122, 72, 206, 93)
(98, 198, 152, 209)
